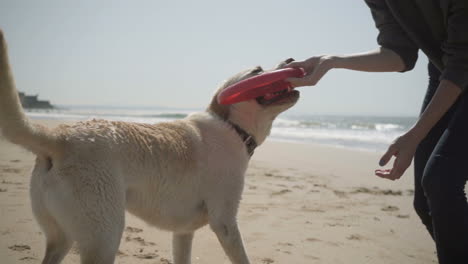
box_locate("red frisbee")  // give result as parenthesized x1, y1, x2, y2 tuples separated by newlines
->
(217, 67, 305, 105)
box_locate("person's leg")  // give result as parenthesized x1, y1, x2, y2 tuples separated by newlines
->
(413, 62, 455, 238)
(421, 90, 468, 264)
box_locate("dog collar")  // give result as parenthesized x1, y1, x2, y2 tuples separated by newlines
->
(227, 121, 257, 157)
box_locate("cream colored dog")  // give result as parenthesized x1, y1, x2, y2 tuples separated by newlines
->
(0, 30, 299, 264)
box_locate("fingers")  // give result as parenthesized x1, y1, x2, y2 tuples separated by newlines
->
(283, 57, 330, 87)
(283, 61, 304, 69)
(275, 58, 295, 70)
(375, 134, 417, 181)
(375, 152, 407, 181)
(387, 156, 407, 180)
(375, 145, 398, 180)
(375, 169, 392, 178)
(286, 67, 324, 87)
(286, 76, 311, 88)
(375, 168, 403, 181)
(379, 145, 396, 167)
(284, 58, 295, 64)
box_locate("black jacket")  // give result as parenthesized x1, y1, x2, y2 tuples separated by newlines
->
(365, 0, 468, 91)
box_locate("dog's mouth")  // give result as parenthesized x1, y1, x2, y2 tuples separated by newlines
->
(256, 88, 300, 106)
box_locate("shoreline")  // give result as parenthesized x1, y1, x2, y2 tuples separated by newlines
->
(23, 109, 415, 153)
(0, 119, 437, 263)
(27, 114, 399, 153)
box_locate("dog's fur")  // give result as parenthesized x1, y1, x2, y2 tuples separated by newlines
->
(0, 30, 298, 264)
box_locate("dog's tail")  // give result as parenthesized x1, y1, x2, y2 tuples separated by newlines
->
(0, 30, 63, 158)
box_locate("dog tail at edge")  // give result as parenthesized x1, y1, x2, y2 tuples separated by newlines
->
(0, 30, 63, 159)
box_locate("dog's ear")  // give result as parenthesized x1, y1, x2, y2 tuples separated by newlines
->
(274, 58, 295, 69)
(207, 88, 230, 121)
(207, 65, 264, 120)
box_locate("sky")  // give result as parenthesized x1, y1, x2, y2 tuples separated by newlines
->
(0, 0, 429, 116)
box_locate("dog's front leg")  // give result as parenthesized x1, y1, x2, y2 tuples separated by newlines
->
(172, 232, 194, 264)
(210, 218, 250, 264)
(207, 200, 250, 264)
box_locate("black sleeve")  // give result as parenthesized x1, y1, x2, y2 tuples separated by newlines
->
(440, 0, 468, 92)
(365, 0, 419, 72)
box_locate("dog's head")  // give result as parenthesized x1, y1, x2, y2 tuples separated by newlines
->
(207, 58, 298, 145)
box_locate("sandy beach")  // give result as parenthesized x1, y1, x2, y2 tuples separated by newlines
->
(0, 119, 437, 264)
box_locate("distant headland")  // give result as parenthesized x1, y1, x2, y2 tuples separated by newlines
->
(18, 92, 54, 109)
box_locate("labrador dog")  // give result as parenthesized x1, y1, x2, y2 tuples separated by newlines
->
(0, 30, 298, 264)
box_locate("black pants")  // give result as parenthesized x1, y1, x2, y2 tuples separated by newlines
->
(413, 62, 468, 264)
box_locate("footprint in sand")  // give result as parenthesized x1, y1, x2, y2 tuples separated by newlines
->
(292, 185, 305, 190)
(2, 167, 22, 174)
(1, 180, 22, 185)
(9, 244, 31, 251)
(313, 183, 327, 188)
(10, 159, 21, 163)
(346, 234, 366, 241)
(397, 214, 410, 219)
(116, 250, 127, 256)
(261, 257, 275, 264)
(264, 172, 295, 181)
(333, 190, 348, 198)
(133, 252, 159, 259)
(381, 205, 399, 212)
(160, 257, 173, 264)
(301, 205, 325, 213)
(305, 255, 320, 260)
(351, 187, 403, 196)
(125, 236, 156, 246)
(306, 237, 321, 242)
(306, 237, 342, 247)
(0, 188, 7, 192)
(19, 256, 37, 261)
(271, 189, 291, 196)
(17, 218, 33, 224)
(324, 222, 346, 227)
(125, 226, 143, 233)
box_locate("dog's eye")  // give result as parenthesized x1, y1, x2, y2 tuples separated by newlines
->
(251, 66, 263, 74)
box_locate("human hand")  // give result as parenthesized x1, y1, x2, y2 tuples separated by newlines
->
(375, 131, 423, 181)
(283, 55, 335, 88)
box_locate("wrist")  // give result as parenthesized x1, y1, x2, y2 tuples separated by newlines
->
(324, 55, 340, 69)
(320, 55, 341, 71)
(407, 125, 428, 143)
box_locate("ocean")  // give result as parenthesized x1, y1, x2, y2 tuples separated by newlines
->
(26, 105, 417, 153)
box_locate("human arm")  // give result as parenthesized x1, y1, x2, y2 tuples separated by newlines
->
(439, 0, 468, 93)
(376, 0, 468, 179)
(285, 48, 406, 87)
(286, 0, 419, 87)
(376, 79, 462, 180)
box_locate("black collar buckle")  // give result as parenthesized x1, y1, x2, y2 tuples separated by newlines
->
(227, 121, 257, 157)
